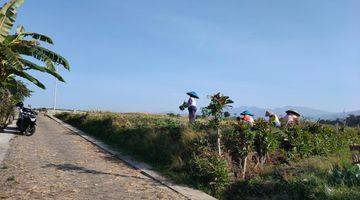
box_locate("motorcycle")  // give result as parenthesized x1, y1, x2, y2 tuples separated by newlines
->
(16, 102, 37, 136)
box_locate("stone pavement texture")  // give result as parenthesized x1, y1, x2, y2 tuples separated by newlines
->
(0, 115, 186, 200)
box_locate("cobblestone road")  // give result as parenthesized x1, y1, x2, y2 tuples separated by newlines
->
(0, 115, 185, 200)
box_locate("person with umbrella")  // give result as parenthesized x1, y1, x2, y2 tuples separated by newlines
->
(284, 110, 300, 125)
(239, 110, 255, 126)
(186, 92, 199, 123)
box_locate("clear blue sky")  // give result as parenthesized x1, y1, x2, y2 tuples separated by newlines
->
(18, 0, 359, 113)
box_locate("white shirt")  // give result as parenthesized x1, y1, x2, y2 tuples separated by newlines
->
(188, 97, 197, 107)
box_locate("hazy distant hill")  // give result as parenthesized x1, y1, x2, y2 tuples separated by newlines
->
(272, 106, 332, 119)
(226, 106, 359, 120)
(319, 110, 360, 120)
(226, 106, 267, 118)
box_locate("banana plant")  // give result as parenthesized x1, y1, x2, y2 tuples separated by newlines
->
(0, 0, 69, 89)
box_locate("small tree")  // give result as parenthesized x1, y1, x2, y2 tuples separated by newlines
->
(205, 93, 233, 156)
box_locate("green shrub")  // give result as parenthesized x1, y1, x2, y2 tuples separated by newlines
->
(188, 150, 230, 198)
(329, 164, 360, 187)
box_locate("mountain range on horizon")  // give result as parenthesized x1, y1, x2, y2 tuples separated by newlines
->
(225, 106, 360, 120)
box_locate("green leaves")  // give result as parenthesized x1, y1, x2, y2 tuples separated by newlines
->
(0, 38, 68, 89)
(33, 46, 69, 69)
(3, 75, 31, 99)
(20, 32, 53, 44)
(206, 92, 234, 123)
(0, 0, 24, 42)
(21, 59, 65, 82)
(179, 101, 188, 111)
(0, 44, 22, 68)
(13, 42, 70, 70)
(15, 24, 24, 34)
(0, 0, 70, 90)
(11, 69, 45, 89)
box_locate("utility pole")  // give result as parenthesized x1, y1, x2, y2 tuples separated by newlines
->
(53, 66, 58, 111)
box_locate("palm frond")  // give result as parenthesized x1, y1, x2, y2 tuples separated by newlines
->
(2, 34, 16, 44)
(0, 43, 23, 70)
(21, 32, 53, 44)
(21, 58, 65, 82)
(1, 75, 17, 89)
(15, 24, 24, 34)
(10, 41, 56, 70)
(10, 69, 45, 89)
(11, 41, 69, 70)
(34, 46, 69, 69)
(0, 0, 24, 42)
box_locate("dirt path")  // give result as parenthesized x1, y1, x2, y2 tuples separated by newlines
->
(0, 115, 185, 200)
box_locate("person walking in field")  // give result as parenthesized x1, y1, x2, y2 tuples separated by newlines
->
(284, 110, 300, 125)
(186, 92, 199, 123)
(240, 110, 255, 126)
(265, 110, 281, 127)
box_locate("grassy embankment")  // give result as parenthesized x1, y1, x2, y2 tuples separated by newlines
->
(55, 112, 360, 199)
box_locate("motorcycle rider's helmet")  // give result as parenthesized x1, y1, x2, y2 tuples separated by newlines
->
(15, 102, 24, 108)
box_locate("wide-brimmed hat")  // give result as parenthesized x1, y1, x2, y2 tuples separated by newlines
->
(286, 110, 300, 117)
(240, 110, 254, 116)
(186, 91, 199, 99)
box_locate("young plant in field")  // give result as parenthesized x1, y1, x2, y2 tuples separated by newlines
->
(201, 107, 211, 118)
(205, 93, 234, 156)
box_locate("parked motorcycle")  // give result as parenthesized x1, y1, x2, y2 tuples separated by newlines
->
(16, 102, 37, 136)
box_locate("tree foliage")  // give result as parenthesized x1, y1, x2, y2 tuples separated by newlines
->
(0, 0, 70, 126)
(204, 93, 234, 156)
(0, 77, 31, 127)
(0, 0, 70, 89)
(205, 92, 234, 125)
(319, 115, 360, 127)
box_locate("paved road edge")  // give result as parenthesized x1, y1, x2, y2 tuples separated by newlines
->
(0, 121, 16, 166)
(46, 114, 217, 200)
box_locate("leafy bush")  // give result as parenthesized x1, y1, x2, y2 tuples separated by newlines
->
(280, 122, 359, 159)
(188, 150, 230, 198)
(329, 164, 360, 187)
(320, 115, 360, 127)
(226, 163, 360, 200)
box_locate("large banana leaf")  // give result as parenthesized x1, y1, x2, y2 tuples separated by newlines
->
(10, 69, 45, 89)
(0, 43, 23, 70)
(2, 75, 17, 88)
(0, 0, 24, 42)
(10, 41, 56, 70)
(34, 46, 69, 69)
(0, 0, 69, 90)
(21, 58, 65, 82)
(15, 24, 24, 34)
(21, 32, 53, 44)
(10, 42, 69, 70)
